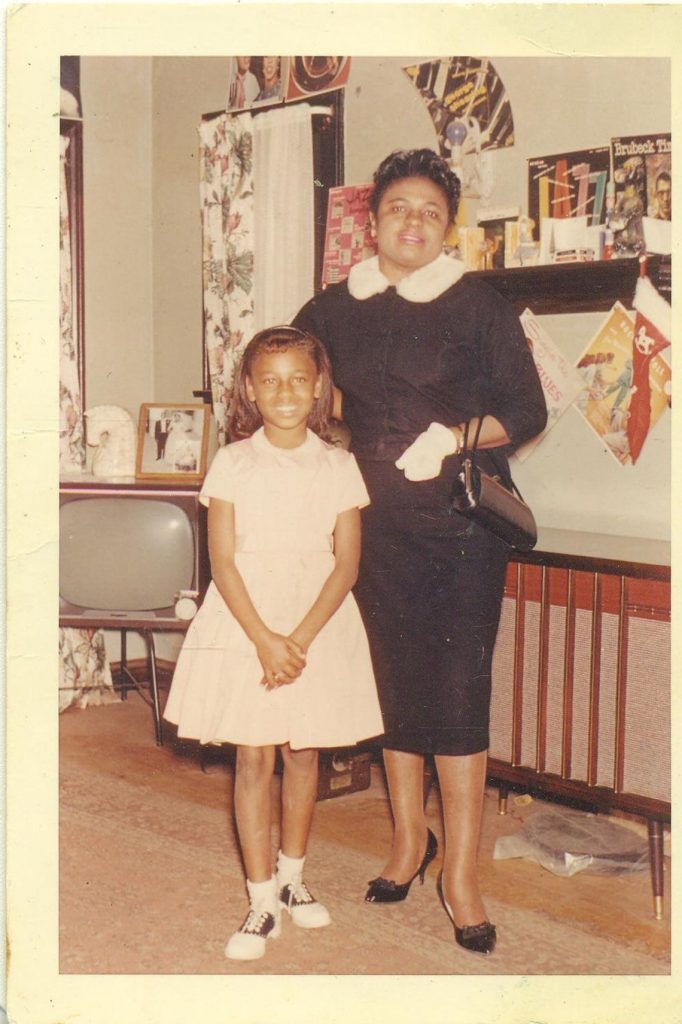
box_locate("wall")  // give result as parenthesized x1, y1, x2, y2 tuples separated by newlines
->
(151, 59, 229, 403)
(342, 57, 671, 210)
(80, 55, 670, 543)
(81, 58, 155, 421)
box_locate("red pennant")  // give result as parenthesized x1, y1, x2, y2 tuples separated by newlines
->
(626, 293, 671, 463)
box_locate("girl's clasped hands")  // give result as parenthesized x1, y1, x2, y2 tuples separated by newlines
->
(256, 630, 307, 689)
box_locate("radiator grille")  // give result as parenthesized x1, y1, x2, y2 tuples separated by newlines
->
(489, 565, 670, 805)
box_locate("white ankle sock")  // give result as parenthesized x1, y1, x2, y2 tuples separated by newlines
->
(276, 851, 305, 885)
(224, 876, 281, 961)
(246, 876, 277, 903)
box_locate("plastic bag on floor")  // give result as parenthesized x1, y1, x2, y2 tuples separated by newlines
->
(493, 806, 649, 876)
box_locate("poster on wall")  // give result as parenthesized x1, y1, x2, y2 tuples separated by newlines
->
(610, 133, 671, 255)
(227, 56, 287, 111)
(514, 309, 585, 461)
(321, 184, 376, 287)
(285, 56, 351, 101)
(527, 147, 610, 240)
(572, 302, 670, 466)
(402, 57, 514, 158)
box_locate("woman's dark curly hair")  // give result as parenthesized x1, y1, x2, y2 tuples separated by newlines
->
(369, 148, 461, 224)
(227, 326, 334, 442)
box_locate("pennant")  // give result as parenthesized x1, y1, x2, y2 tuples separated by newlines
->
(627, 271, 671, 463)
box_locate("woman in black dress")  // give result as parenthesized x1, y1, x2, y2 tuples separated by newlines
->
(294, 149, 546, 955)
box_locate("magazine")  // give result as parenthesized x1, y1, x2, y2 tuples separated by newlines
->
(321, 184, 376, 287)
(572, 302, 670, 466)
(610, 133, 671, 255)
(515, 309, 584, 461)
(528, 147, 610, 241)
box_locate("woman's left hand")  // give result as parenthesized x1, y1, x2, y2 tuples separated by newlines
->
(395, 422, 458, 481)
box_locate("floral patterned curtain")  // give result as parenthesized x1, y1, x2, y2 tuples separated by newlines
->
(59, 627, 118, 713)
(59, 124, 117, 712)
(199, 112, 255, 445)
(60, 132, 86, 472)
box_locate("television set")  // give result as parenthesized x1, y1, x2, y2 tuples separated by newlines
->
(59, 482, 210, 629)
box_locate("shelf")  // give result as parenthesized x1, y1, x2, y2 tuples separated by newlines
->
(468, 254, 670, 315)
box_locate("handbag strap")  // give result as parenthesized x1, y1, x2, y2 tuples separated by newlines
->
(462, 416, 484, 456)
(462, 415, 528, 503)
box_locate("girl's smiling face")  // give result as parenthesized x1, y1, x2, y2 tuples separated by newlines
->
(371, 175, 451, 284)
(246, 347, 321, 448)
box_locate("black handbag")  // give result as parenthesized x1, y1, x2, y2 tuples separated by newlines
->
(449, 418, 538, 551)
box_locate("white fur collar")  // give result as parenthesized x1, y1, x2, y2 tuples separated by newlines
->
(347, 253, 466, 303)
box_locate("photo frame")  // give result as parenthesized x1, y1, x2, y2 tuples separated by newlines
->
(136, 403, 210, 481)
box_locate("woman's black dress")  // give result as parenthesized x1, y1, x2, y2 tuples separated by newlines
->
(294, 258, 547, 756)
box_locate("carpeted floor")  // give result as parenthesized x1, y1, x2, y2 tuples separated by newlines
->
(59, 693, 671, 976)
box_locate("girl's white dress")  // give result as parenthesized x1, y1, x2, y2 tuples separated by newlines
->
(164, 427, 384, 749)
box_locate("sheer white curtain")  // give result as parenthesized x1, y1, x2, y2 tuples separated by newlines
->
(253, 105, 315, 330)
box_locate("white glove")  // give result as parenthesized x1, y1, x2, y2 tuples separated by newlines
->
(395, 422, 457, 481)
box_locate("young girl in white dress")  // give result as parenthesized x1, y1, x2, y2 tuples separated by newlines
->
(164, 326, 383, 961)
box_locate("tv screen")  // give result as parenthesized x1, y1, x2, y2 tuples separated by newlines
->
(60, 489, 208, 626)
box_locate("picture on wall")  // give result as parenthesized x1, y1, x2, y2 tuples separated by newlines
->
(610, 133, 671, 255)
(285, 56, 351, 100)
(403, 57, 515, 158)
(321, 183, 376, 286)
(572, 303, 670, 466)
(136, 403, 211, 481)
(527, 147, 610, 241)
(227, 56, 286, 112)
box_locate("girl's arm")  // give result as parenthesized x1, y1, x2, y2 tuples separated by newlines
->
(208, 498, 306, 687)
(288, 506, 361, 655)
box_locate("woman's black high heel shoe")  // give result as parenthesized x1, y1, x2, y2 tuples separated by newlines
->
(436, 872, 496, 955)
(365, 829, 438, 903)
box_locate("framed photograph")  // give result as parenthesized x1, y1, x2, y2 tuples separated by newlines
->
(227, 56, 286, 112)
(136, 403, 210, 481)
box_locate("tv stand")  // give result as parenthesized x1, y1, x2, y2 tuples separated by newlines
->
(59, 475, 210, 745)
(115, 626, 173, 745)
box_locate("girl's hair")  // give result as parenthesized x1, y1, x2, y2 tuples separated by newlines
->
(369, 148, 461, 224)
(227, 325, 334, 442)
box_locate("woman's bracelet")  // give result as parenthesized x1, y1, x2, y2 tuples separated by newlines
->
(452, 425, 465, 456)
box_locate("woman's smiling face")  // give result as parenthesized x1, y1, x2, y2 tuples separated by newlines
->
(371, 175, 451, 284)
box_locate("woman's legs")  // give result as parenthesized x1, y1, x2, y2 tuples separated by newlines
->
(234, 744, 276, 882)
(434, 749, 488, 926)
(279, 744, 319, 857)
(379, 748, 430, 881)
